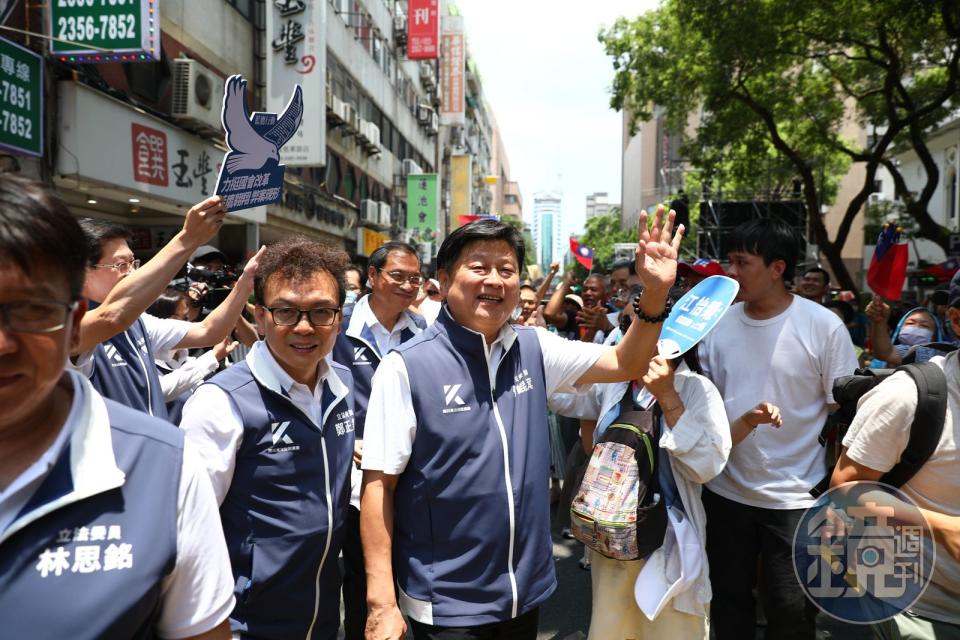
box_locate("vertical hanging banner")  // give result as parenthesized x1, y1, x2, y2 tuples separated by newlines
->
(439, 15, 464, 126)
(267, 0, 325, 166)
(49, 0, 159, 63)
(215, 75, 303, 212)
(0, 37, 42, 157)
(407, 0, 439, 60)
(406, 173, 439, 246)
(450, 154, 471, 223)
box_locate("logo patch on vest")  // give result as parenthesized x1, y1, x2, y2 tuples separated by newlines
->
(512, 369, 534, 396)
(353, 346, 372, 365)
(268, 420, 300, 453)
(442, 384, 471, 414)
(36, 525, 132, 578)
(103, 344, 127, 367)
(334, 409, 355, 436)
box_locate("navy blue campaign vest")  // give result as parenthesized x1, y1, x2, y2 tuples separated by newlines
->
(206, 359, 355, 640)
(88, 307, 169, 422)
(331, 302, 423, 438)
(0, 399, 181, 640)
(392, 310, 555, 626)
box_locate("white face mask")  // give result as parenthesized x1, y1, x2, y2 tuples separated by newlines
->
(898, 325, 934, 346)
(344, 290, 358, 306)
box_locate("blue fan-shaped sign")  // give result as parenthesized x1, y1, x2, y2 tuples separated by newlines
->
(658, 276, 739, 358)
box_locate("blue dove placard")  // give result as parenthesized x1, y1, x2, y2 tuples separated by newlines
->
(215, 75, 303, 212)
(657, 275, 739, 358)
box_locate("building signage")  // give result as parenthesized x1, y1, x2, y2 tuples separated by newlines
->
(215, 75, 303, 213)
(267, 0, 325, 166)
(357, 226, 389, 257)
(50, 0, 159, 63)
(407, 0, 438, 60)
(0, 36, 42, 157)
(57, 82, 265, 224)
(406, 173, 438, 246)
(439, 15, 464, 126)
(450, 154, 471, 222)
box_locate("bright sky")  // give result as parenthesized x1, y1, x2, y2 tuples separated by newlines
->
(452, 0, 658, 240)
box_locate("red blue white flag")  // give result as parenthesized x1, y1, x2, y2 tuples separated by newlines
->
(867, 223, 908, 300)
(570, 236, 594, 271)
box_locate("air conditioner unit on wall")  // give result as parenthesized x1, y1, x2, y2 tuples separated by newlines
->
(360, 199, 379, 225)
(366, 123, 381, 148)
(416, 103, 432, 125)
(342, 104, 355, 130)
(428, 112, 439, 136)
(419, 61, 435, 90)
(331, 96, 345, 123)
(378, 202, 391, 227)
(356, 118, 370, 144)
(171, 58, 225, 131)
(393, 15, 408, 46)
(401, 159, 422, 177)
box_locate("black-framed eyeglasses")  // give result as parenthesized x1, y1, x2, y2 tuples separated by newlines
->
(264, 306, 340, 327)
(0, 300, 78, 333)
(377, 268, 424, 287)
(92, 259, 140, 274)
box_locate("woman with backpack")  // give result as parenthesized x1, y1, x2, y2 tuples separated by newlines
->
(551, 288, 776, 639)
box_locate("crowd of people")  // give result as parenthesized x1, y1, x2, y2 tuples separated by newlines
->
(0, 172, 958, 640)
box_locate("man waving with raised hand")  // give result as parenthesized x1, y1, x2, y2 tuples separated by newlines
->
(361, 206, 683, 640)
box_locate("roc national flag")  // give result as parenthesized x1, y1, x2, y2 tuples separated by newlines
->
(570, 236, 594, 271)
(867, 223, 908, 300)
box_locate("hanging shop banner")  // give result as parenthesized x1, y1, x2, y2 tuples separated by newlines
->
(406, 173, 438, 245)
(50, 0, 159, 63)
(215, 75, 303, 213)
(450, 153, 471, 222)
(0, 36, 42, 157)
(407, 0, 439, 60)
(439, 15, 464, 126)
(658, 276, 739, 358)
(267, 0, 325, 166)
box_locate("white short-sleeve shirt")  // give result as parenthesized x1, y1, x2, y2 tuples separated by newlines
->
(362, 323, 607, 475)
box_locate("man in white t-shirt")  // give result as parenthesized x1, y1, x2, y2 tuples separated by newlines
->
(698, 218, 858, 640)
(831, 271, 960, 638)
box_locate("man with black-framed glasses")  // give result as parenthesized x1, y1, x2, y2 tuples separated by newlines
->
(181, 235, 357, 639)
(74, 200, 261, 423)
(332, 240, 426, 639)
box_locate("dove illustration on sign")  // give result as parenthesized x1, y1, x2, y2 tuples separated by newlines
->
(222, 75, 302, 171)
(215, 74, 304, 212)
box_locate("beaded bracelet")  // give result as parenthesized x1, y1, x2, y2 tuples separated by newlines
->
(632, 294, 672, 323)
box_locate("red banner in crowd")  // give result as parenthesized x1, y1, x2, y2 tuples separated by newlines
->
(407, 0, 439, 59)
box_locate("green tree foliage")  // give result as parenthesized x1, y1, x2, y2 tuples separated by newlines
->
(600, 0, 960, 292)
(566, 210, 635, 278)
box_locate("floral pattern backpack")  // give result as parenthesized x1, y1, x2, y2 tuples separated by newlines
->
(570, 388, 667, 560)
